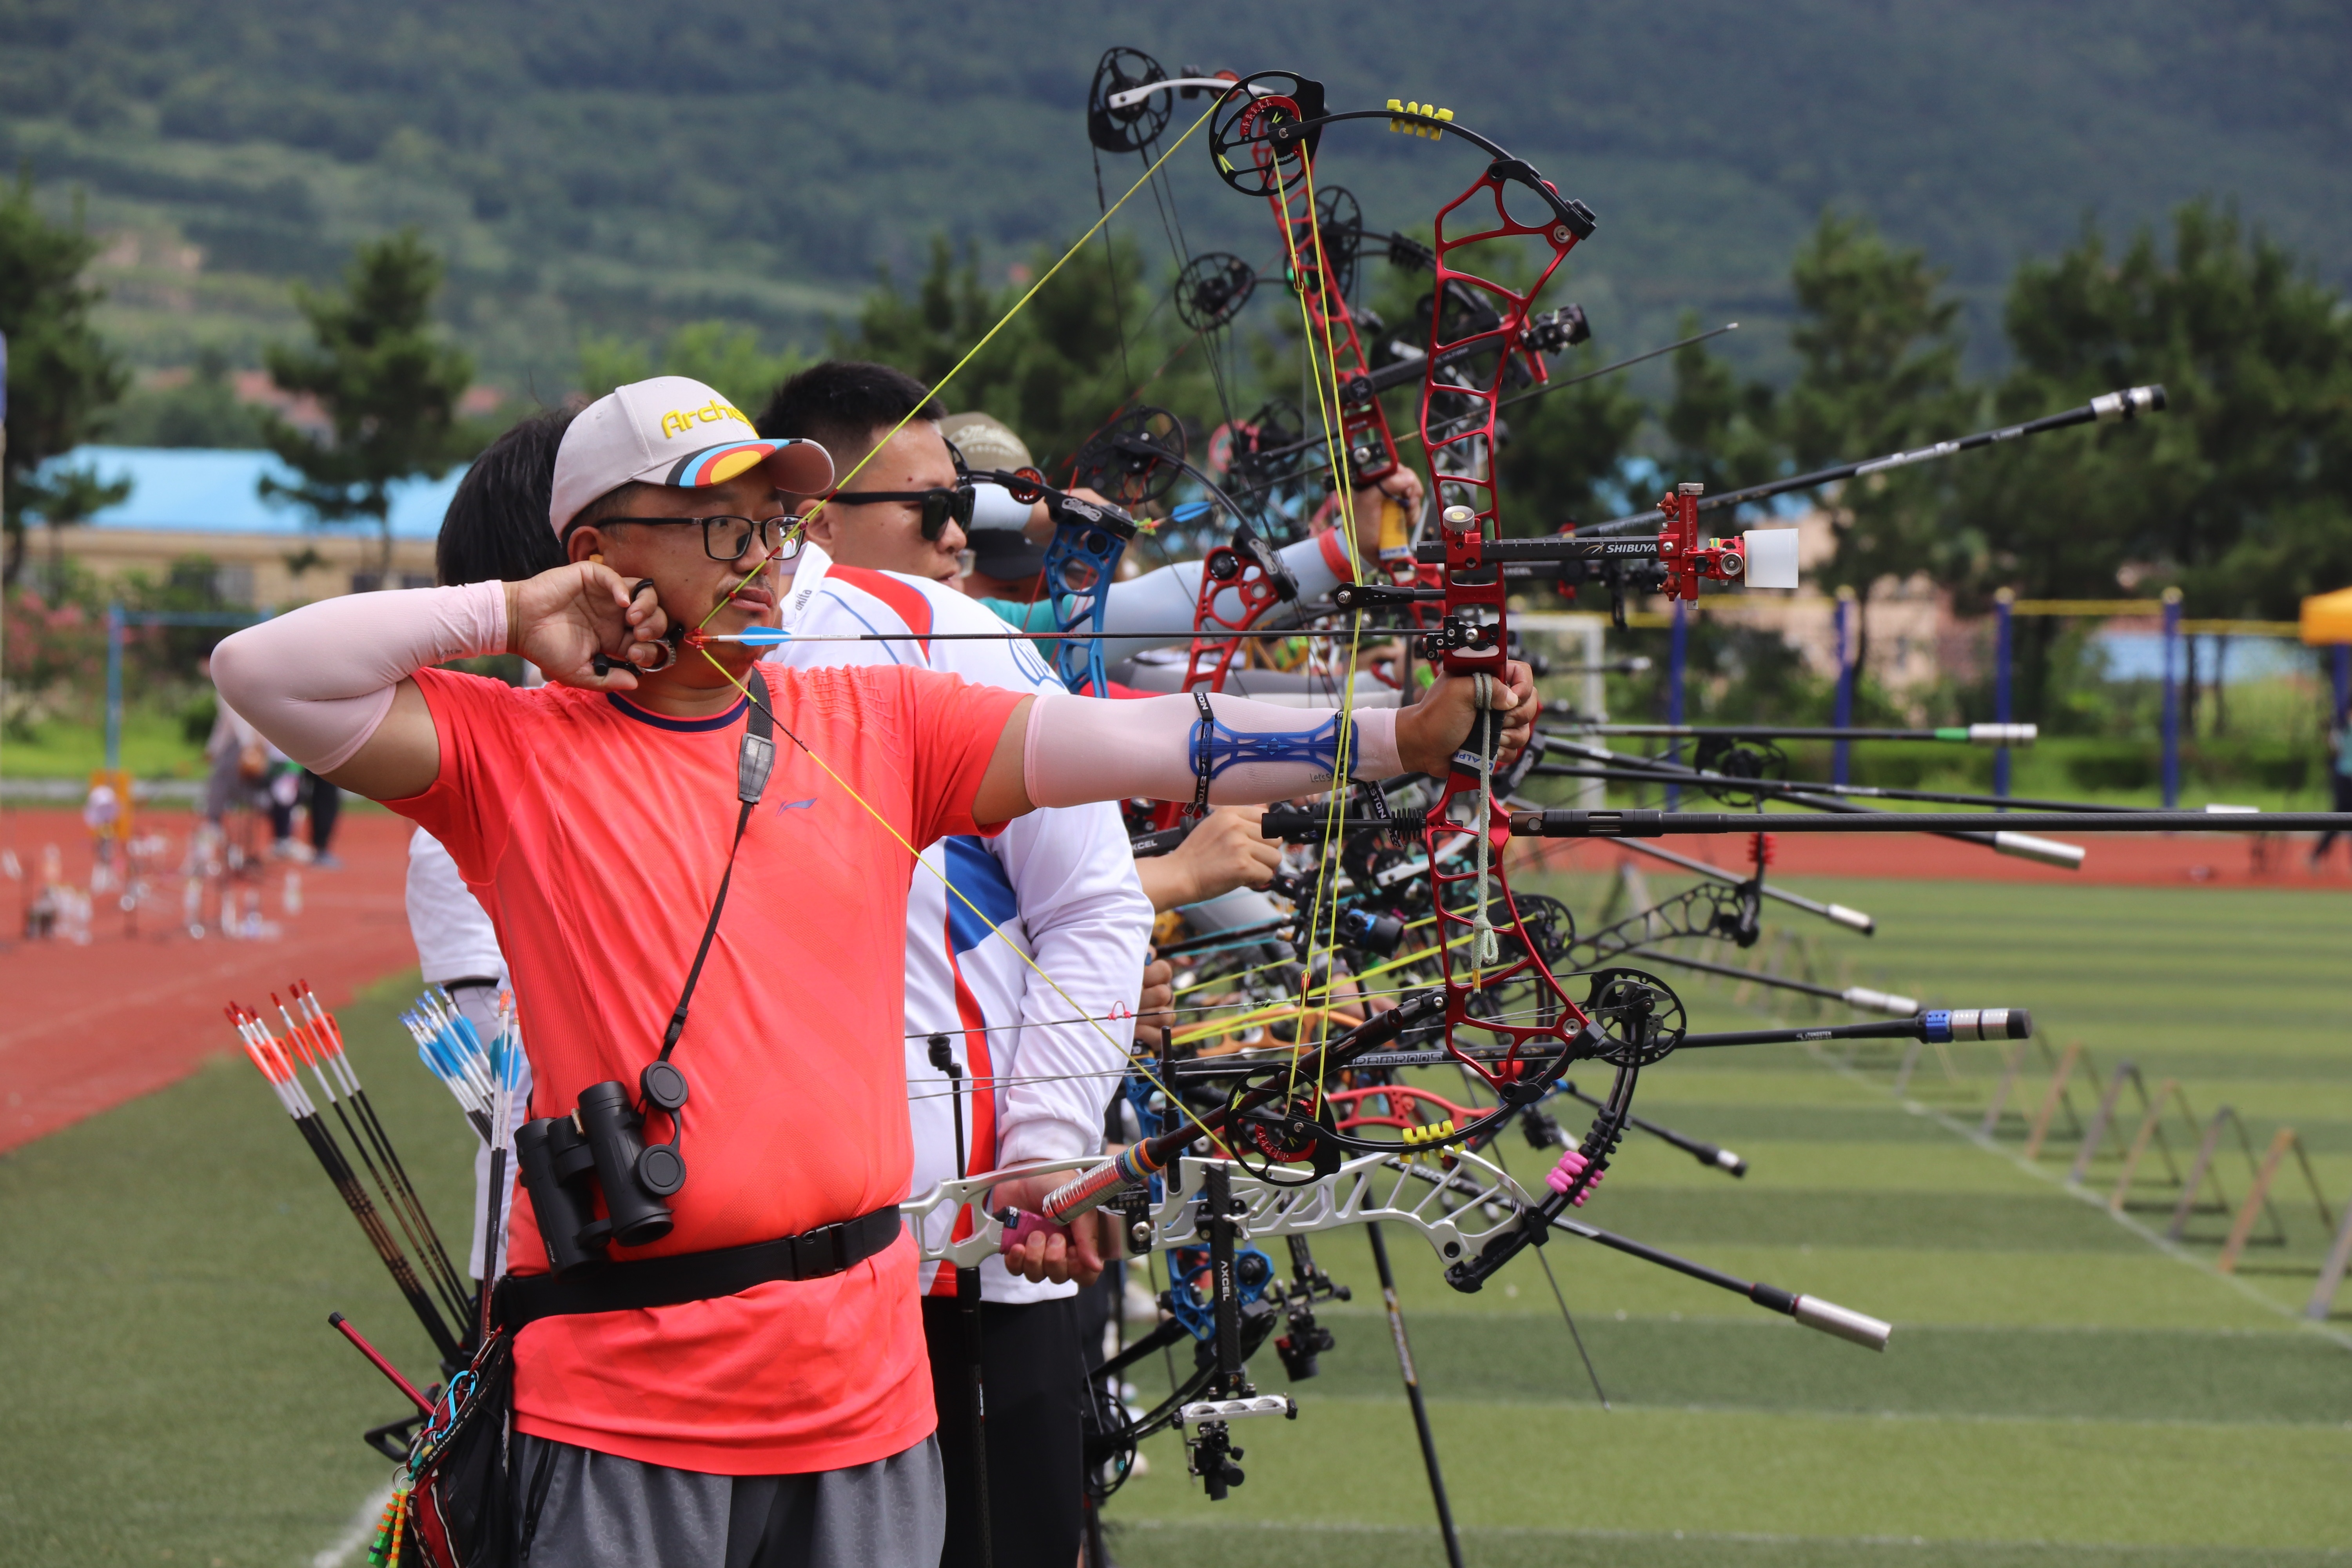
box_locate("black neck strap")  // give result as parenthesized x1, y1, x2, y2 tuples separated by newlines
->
(659, 681, 776, 1063)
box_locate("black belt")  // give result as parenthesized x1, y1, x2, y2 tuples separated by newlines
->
(498, 1207, 903, 1327)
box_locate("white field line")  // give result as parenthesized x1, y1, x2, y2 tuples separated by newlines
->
(1115, 1517, 2352, 1556)
(313, 1478, 396, 1568)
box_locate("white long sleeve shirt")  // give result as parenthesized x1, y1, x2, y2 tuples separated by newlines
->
(405, 828, 530, 1277)
(407, 829, 508, 986)
(780, 545, 1152, 1303)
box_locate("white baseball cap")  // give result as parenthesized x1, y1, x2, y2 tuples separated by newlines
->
(549, 376, 835, 535)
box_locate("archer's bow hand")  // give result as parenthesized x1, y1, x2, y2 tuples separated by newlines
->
(510, 563, 673, 690)
(1396, 659, 1539, 777)
(1136, 958, 1176, 1049)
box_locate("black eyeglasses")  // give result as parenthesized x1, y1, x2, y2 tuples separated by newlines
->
(825, 485, 977, 542)
(590, 515, 806, 563)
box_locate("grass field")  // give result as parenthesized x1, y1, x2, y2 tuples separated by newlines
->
(1102, 875, 2352, 1568)
(1, 876, 2348, 1565)
(1, 706, 212, 781)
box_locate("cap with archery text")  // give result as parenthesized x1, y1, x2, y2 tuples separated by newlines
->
(550, 376, 836, 535)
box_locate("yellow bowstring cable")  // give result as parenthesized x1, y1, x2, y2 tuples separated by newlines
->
(1298, 152, 1385, 1101)
(698, 650, 1235, 1161)
(1265, 136, 1375, 1107)
(664, 94, 1246, 1178)
(695, 97, 1227, 637)
(1171, 926, 1488, 1048)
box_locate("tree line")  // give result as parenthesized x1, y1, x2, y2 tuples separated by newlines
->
(5, 178, 2347, 738)
(832, 200, 2352, 728)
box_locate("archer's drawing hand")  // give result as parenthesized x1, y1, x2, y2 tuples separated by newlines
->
(507, 565, 672, 690)
(1395, 659, 1539, 777)
(1146, 807, 1282, 910)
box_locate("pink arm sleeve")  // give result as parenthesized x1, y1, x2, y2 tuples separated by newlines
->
(208, 583, 508, 773)
(1022, 690, 1403, 809)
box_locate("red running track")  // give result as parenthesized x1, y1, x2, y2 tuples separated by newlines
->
(2, 799, 2345, 1154)
(0, 806, 420, 1154)
(1514, 823, 2352, 888)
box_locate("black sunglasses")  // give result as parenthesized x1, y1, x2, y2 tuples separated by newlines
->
(826, 485, 977, 542)
(585, 514, 805, 563)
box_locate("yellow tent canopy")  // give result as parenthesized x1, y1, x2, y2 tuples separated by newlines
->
(2300, 587, 2352, 645)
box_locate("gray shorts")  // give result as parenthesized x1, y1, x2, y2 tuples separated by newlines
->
(514, 1432, 944, 1568)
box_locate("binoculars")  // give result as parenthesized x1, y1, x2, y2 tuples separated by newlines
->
(515, 1062, 690, 1279)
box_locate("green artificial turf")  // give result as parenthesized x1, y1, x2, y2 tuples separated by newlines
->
(0, 967, 465, 1566)
(1105, 876, 2352, 1564)
(3, 878, 2350, 1564)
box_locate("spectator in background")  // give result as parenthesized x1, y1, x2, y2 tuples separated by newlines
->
(2312, 702, 2352, 868)
(200, 661, 286, 849)
(303, 771, 342, 869)
(938, 412, 1049, 605)
(264, 763, 306, 860)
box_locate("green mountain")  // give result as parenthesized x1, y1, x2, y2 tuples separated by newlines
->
(5, 0, 2345, 397)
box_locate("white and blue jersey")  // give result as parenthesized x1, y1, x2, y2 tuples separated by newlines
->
(778, 545, 1151, 1303)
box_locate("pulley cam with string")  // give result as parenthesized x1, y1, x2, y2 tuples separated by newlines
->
(1174, 252, 1258, 332)
(1071, 406, 1188, 507)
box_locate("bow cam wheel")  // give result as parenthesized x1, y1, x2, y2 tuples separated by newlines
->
(1207, 72, 1327, 198)
(1581, 968, 1686, 1068)
(1174, 252, 1257, 332)
(1693, 736, 1788, 809)
(1073, 407, 1187, 508)
(1311, 185, 1363, 298)
(1087, 48, 1169, 154)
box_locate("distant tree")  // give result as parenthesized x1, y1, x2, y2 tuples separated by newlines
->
(260, 230, 479, 579)
(578, 321, 805, 410)
(106, 349, 267, 448)
(1493, 347, 1647, 532)
(1990, 200, 2352, 615)
(1782, 211, 1973, 648)
(1955, 200, 2352, 728)
(847, 235, 1007, 394)
(0, 177, 130, 589)
(1660, 309, 1780, 499)
(842, 233, 1217, 478)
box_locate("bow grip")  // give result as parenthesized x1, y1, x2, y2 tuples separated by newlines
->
(1450, 699, 1508, 775)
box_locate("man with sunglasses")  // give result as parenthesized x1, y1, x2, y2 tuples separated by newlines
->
(208, 372, 1539, 1567)
(758, 361, 1153, 1568)
(775, 360, 977, 589)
